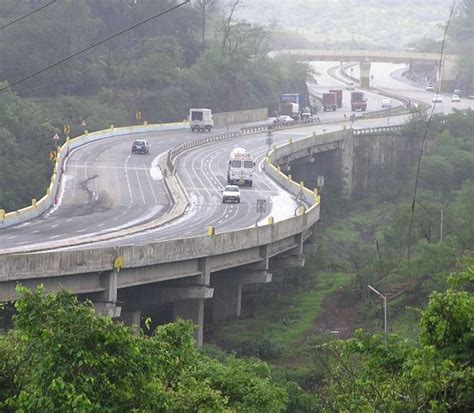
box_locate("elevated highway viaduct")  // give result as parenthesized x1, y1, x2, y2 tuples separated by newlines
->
(0, 61, 464, 344)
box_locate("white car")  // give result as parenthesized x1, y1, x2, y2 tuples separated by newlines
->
(425, 85, 435, 92)
(451, 95, 461, 103)
(277, 115, 294, 124)
(432, 95, 443, 103)
(382, 99, 392, 109)
(222, 185, 240, 203)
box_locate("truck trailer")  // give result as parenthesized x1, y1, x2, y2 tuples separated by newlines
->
(329, 89, 343, 108)
(322, 92, 337, 111)
(279, 102, 300, 120)
(350, 92, 368, 111)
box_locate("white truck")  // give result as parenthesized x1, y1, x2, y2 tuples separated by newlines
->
(227, 147, 255, 187)
(189, 108, 213, 132)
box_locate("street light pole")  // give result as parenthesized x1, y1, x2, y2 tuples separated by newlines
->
(368, 284, 387, 344)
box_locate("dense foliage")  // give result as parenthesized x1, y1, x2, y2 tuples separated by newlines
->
(0, 287, 287, 412)
(0, 0, 311, 211)
(312, 267, 474, 412)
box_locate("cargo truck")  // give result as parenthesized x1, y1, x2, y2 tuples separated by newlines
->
(350, 92, 367, 111)
(279, 101, 300, 120)
(322, 92, 337, 111)
(329, 89, 343, 108)
(189, 108, 213, 132)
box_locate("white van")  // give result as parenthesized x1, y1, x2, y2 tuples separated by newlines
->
(382, 99, 392, 109)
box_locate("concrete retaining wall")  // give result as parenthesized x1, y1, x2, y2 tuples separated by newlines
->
(213, 108, 268, 127)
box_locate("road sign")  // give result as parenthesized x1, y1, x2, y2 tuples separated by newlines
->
(49, 150, 57, 162)
(256, 199, 266, 214)
(135, 111, 142, 121)
(317, 175, 325, 187)
(52, 133, 60, 142)
(265, 136, 273, 146)
(63, 124, 71, 134)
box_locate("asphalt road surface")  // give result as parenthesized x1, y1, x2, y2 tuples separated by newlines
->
(0, 61, 462, 253)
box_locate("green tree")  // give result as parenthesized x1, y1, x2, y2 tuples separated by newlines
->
(0, 287, 287, 412)
(312, 267, 474, 412)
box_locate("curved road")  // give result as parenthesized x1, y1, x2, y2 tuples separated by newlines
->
(1, 61, 465, 253)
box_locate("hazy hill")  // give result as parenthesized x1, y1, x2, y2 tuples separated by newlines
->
(235, 0, 452, 49)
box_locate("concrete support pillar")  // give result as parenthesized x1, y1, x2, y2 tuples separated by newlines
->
(341, 130, 354, 195)
(173, 298, 205, 345)
(437, 57, 458, 92)
(170, 257, 212, 346)
(94, 271, 121, 318)
(120, 309, 141, 334)
(360, 61, 371, 89)
(211, 271, 271, 322)
(212, 279, 242, 321)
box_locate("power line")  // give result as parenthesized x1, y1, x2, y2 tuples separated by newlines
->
(0, 1, 57, 31)
(407, 0, 457, 279)
(0, 0, 190, 93)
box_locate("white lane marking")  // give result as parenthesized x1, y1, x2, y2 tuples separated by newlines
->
(76, 229, 86, 233)
(32, 230, 40, 234)
(14, 241, 29, 245)
(145, 166, 159, 205)
(49, 235, 61, 239)
(98, 223, 105, 227)
(124, 154, 134, 203)
(67, 218, 73, 222)
(134, 163, 147, 205)
(6, 236, 17, 240)
(51, 224, 58, 228)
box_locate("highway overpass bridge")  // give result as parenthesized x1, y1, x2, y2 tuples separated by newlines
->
(278, 49, 458, 91)
(0, 119, 410, 344)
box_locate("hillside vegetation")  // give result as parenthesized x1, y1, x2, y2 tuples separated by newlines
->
(0, 0, 311, 212)
(236, 0, 451, 49)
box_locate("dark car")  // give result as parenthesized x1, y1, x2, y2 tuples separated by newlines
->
(131, 139, 150, 154)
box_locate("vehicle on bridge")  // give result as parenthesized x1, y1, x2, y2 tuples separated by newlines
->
(329, 89, 343, 108)
(382, 99, 392, 109)
(276, 115, 294, 124)
(323, 92, 337, 111)
(425, 84, 435, 92)
(190, 108, 213, 132)
(351, 91, 368, 111)
(222, 185, 241, 203)
(432, 95, 443, 103)
(131, 139, 150, 154)
(227, 147, 255, 186)
(279, 101, 300, 120)
(451, 94, 461, 103)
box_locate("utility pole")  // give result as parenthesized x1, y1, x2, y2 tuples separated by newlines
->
(368, 284, 387, 345)
(440, 208, 444, 242)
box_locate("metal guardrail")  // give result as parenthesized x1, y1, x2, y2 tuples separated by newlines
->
(352, 125, 404, 136)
